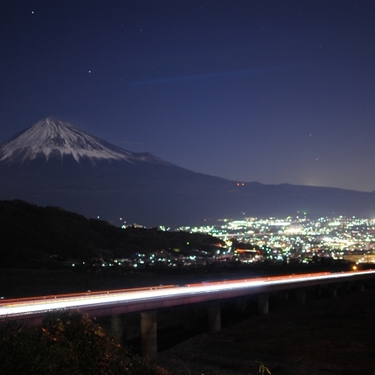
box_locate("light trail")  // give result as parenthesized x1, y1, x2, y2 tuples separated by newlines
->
(1, 270, 374, 319)
(0, 280, 265, 317)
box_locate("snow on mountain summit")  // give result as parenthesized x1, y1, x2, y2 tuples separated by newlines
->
(0, 118, 165, 164)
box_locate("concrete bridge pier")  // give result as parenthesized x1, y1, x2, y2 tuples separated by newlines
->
(140, 310, 157, 359)
(235, 296, 248, 314)
(295, 289, 306, 304)
(111, 314, 127, 345)
(208, 300, 221, 331)
(207, 300, 221, 332)
(343, 282, 351, 294)
(329, 285, 338, 298)
(257, 293, 269, 315)
(314, 286, 322, 298)
(183, 305, 197, 332)
(282, 291, 289, 301)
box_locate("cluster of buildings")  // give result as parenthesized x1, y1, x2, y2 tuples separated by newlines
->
(77, 216, 375, 270)
(177, 215, 375, 266)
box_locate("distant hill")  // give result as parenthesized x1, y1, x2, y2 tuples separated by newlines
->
(0, 200, 223, 267)
(1, 118, 375, 226)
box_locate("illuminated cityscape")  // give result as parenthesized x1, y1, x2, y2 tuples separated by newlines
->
(106, 216, 375, 269)
(176, 216, 375, 266)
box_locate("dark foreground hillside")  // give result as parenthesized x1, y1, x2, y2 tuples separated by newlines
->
(154, 287, 375, 375)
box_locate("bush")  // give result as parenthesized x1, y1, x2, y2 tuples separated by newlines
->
(0, 310, 158, 375)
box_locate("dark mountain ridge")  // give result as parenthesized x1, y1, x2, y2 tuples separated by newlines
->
(1, 118, 374, 226)
(0, 199, 224, 267)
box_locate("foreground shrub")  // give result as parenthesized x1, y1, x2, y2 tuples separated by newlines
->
(0, 310, 158, 375)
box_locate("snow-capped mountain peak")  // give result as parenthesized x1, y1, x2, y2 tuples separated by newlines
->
(0, 118, 165, 164)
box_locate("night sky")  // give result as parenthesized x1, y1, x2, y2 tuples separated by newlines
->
(1, 0, 375, 192)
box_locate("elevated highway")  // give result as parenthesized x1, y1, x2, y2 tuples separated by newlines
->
(1, 270, 374, 357)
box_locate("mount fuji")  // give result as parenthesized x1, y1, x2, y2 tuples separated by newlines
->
(0, 118, 168, 165)
(1, 118, 374, 226)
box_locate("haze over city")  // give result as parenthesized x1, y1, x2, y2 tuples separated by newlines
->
(1, 0, 375, 192)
